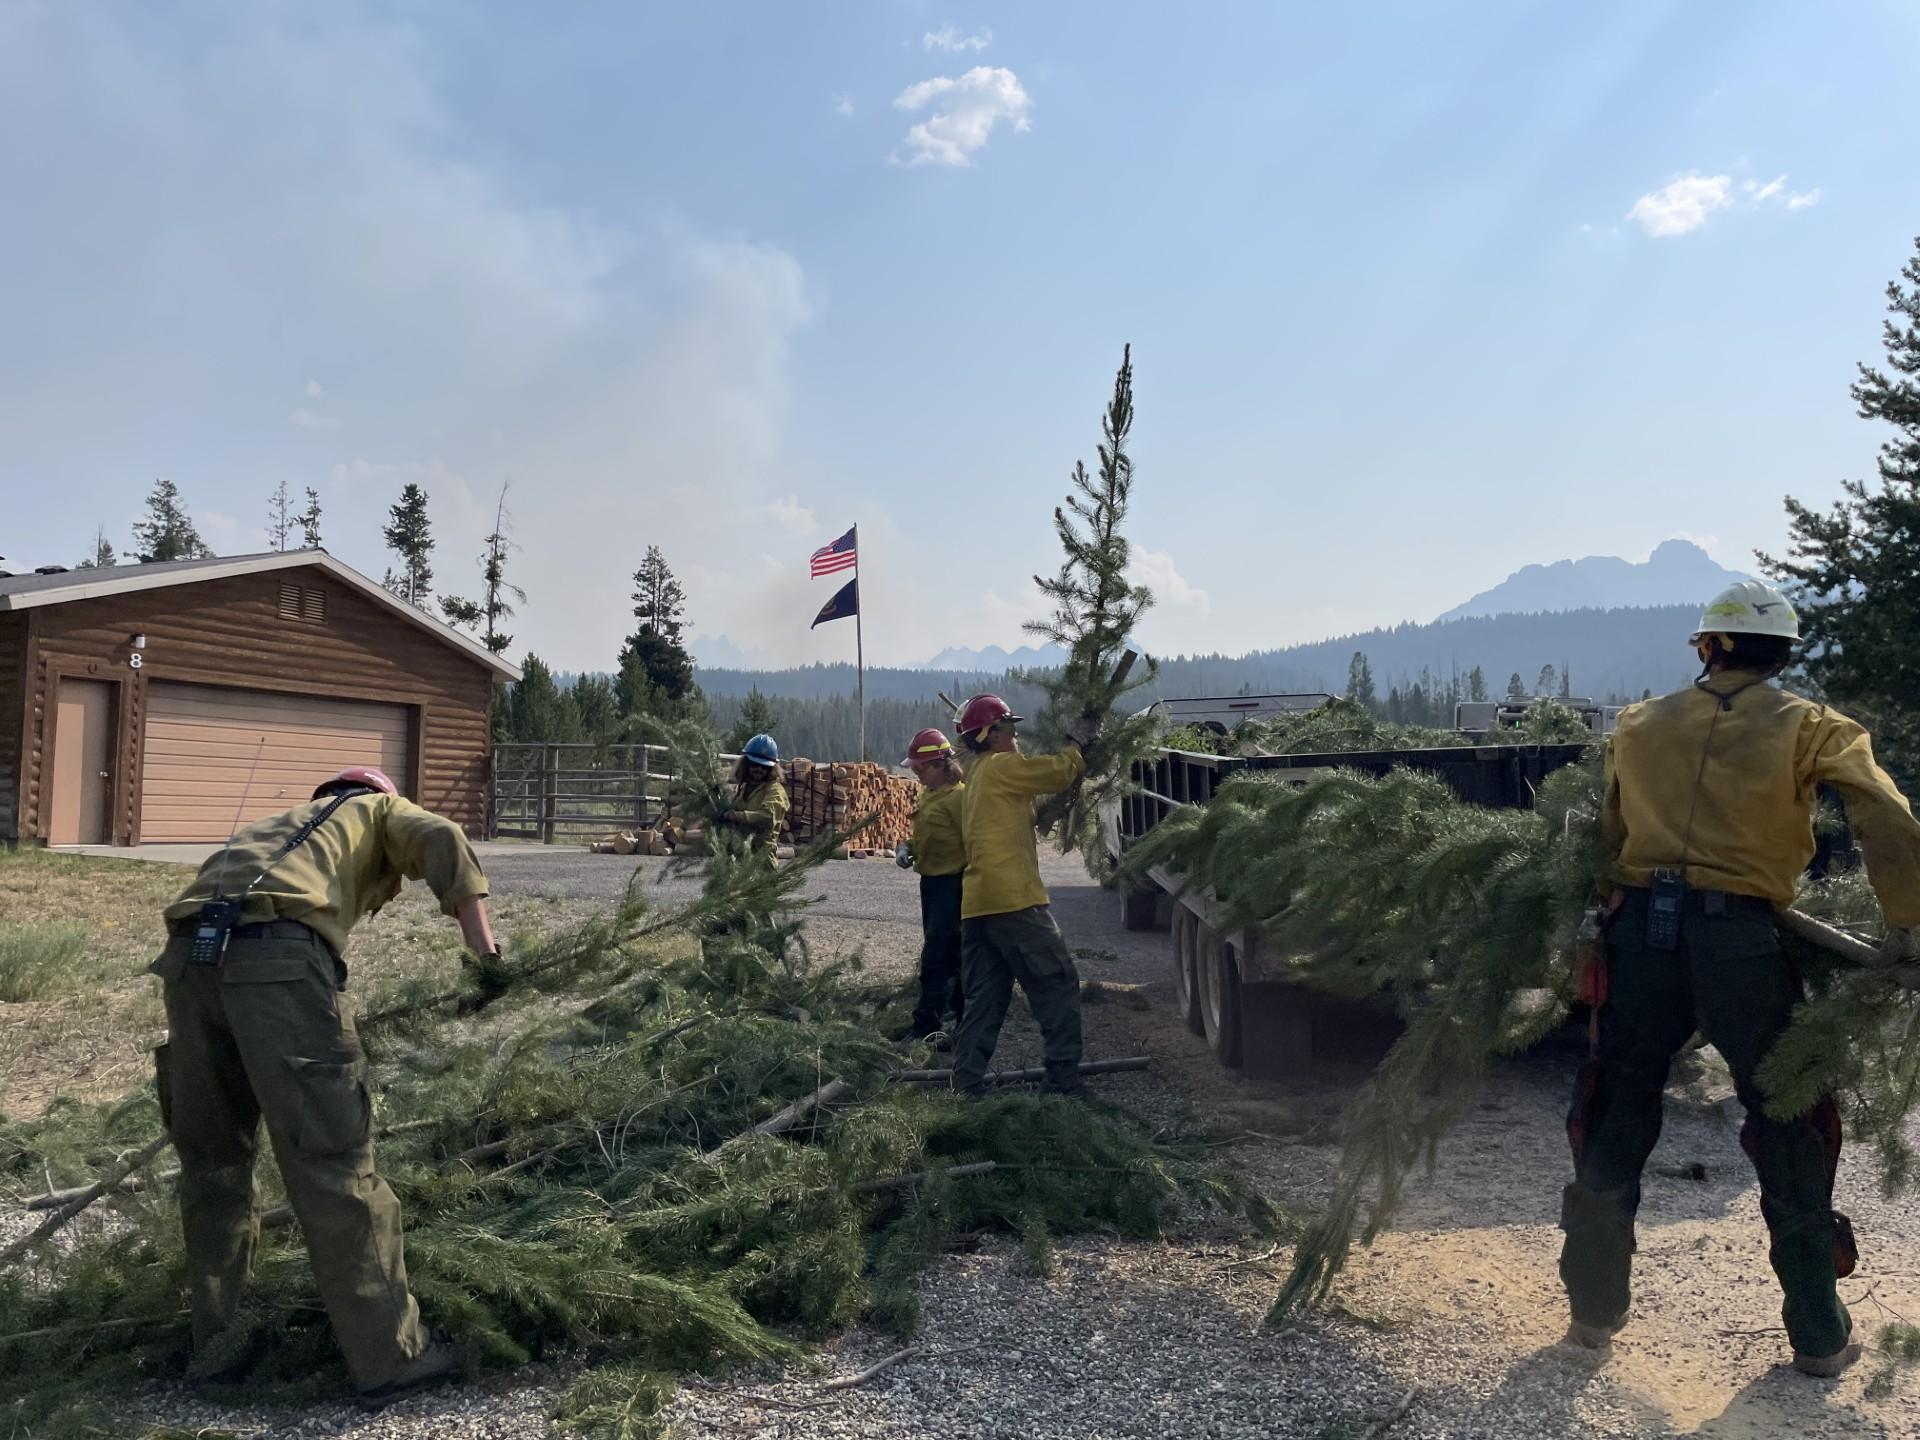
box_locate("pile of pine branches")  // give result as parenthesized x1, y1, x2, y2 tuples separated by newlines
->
(1, 730, 1274, 1440)
(1122, 748, 1908, 1322)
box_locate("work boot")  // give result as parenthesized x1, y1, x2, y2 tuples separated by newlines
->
(1559, 1313, 1627, 1356)
(1792, 1341, 1863, 1379)
(355, 1337, 458, 1411)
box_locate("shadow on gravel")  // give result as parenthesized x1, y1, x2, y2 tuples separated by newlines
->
(1689, 1369, 1893, 1440)
(1476, 1345, 1673, 1436)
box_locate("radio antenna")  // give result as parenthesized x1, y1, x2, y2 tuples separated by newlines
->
(210, 735, 267, 898)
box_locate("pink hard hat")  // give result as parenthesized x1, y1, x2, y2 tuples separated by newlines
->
(312, 765, 398, 799)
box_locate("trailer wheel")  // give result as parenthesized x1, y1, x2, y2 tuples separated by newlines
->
(1196, 925, 1244, 1068)
(1171, 906, 1203, 1035)
(1121, 881, 1159, 931)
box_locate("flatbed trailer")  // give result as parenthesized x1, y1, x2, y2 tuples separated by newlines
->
(1101, 742, 1591, 1076)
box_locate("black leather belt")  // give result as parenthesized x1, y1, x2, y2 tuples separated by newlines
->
(1621, 884, 1774, 916)
(170, 918, 320, 943)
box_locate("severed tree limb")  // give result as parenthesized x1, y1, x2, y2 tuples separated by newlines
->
(705, 1078, 849, 1165)
(887, 1057, 1151, 1085)
(0, 1134, 172, 1268)
(819, 1345, 920, 1392)
(1362, 1389, 1417, 1440)
(1779, 908, 1889, 970)
(853, 1161, 997, 1194)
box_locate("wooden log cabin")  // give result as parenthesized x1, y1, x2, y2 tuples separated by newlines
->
(0, 550, 519, 845)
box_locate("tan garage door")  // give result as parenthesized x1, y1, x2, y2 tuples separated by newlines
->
(141, 682, 410, 842)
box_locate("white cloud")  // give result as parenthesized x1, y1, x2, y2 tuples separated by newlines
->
(762, 494, 819, 536)
(304, 377, 325, 399)
(891, 66, 1032, 168)
(832, 91, 854, 118)
(288, 406, 337, 431)
(924, 24, 991, 53)
(1743, 174, 1820, 211)
(1126, 547, 1211, 621)
(1627, 174, 1732, 237)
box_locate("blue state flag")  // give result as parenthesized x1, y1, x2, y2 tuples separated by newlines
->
(811, 577, 858, 629)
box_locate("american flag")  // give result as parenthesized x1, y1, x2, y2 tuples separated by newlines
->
(810, 525, 857, 577)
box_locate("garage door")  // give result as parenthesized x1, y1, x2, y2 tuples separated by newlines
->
(141, 682, 411, 842)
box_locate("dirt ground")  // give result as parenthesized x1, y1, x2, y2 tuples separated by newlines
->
(5, 845, 1919, 1437)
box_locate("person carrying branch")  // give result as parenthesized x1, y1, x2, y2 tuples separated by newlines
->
(1560, 582, 1920, 1377)
(947, 693, 1096, 1095)
(715, 732, 789, 852)
(153, 766, 498, 1408)
(895, 727, 967, 1044)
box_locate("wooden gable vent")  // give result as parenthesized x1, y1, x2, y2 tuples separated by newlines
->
(279, 582, 328, 624)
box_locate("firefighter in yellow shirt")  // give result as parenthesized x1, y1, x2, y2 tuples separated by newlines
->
(947, 694, 1094, 1095)
(154, 767, 495, 1407)
(895, 728, 967, 1042)
(1560, 583, 1920, 1378)
(715, 733, 788, 851)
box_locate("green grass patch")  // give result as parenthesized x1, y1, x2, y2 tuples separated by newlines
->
(0, 921, 95, 1001)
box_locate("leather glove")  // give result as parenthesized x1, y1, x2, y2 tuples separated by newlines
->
(458, 946, 510, 1012)
(895, 843, 915, 870)
(1066, 714, 1099, 746)
(716, 809, 739, 824)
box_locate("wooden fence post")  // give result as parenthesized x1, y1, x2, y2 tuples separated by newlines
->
(541, 744, 557, 845)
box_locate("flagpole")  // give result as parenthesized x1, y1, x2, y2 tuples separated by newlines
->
(854, 525, 866, 761)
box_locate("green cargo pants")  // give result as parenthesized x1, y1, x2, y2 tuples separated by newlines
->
(152, 928, 427, 1389)
(1559, 887, 1852, 1359)
(949, 905, 1083, 1095)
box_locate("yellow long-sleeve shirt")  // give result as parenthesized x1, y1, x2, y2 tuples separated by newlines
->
(960, 743, 1084, 919)
(911, 781, 967, 877)
(162, 793, 489, 957)
(1603, 675, 1920, 927)
(730, 778, 789, 846)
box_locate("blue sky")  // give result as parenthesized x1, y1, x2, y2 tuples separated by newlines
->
(4, 1, 1918, 671)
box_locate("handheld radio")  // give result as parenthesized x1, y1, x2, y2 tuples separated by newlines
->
(189, 737, 267, 966)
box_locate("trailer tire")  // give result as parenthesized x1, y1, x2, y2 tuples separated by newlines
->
(1196, 925, 1244, 1068)
(1121, 881, 1159, 931)
(1171, 906, 1204, 1035)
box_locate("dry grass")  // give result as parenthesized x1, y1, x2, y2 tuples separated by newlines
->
(0, 848, 605, 1120)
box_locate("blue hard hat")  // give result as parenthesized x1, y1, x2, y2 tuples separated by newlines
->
(742, 733, 779, 765)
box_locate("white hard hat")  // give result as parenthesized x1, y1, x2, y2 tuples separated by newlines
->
(1690, 581, 1801, 643)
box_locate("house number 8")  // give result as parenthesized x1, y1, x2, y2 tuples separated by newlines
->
(129, 653, 143, 669)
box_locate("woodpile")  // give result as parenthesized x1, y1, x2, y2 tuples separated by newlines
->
(780, 759, 917, 856)
(588, 817, 700, 856)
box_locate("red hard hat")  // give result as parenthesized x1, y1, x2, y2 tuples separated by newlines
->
(957, 693, 1021, 741)
(903, 727, 954, 766)
(312, 765, 398, 800)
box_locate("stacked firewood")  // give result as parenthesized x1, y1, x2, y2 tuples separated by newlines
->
(780, 759, 918, 855)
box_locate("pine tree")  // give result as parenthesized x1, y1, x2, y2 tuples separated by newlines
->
(1467, 667, 1488, 703)
(1507, 672, 1526, 698)
(508, 654, 565, 741)
(618, 546, 695, 711)
(1558, 664, 1573, 699)
(1346, 652, 1378, 711)
(297, 487, 324, 549)
(1762, 234, 1920, 784)
(572, 675, 618, 742)
(1536, 664, 1557, 697)
(75, 528, 117, 570)
(267, 480, 294, 552)
(129, 479, 211, 563)
(441, 486, 526, 653)
(382, 482, 435, 609)
(726, 688, 780, 751)
(1021, 344, 1160, 863)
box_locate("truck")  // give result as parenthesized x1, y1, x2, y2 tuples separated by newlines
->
(1137, 692, 1338, 737)
(1102, 736, 1592, 1077)
(1455, 696, 1624, 737)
